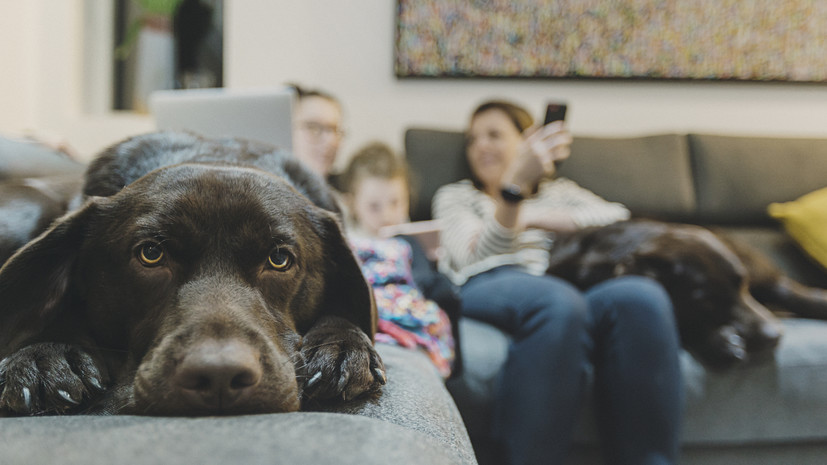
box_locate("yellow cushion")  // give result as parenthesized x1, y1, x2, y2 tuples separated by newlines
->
(769, 187, 827, 269)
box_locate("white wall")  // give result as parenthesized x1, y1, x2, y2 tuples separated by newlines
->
(0, 0, 153, 157)
(0, 2, 37, 134)
(3, 0, 827, 164)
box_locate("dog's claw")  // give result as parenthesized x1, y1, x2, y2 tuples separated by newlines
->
(306, 371, 322, 388)
(21, 387, 32, 413)
(373, 367, 387, 385)
(0, 343, 107, 415)
(89, 377, 103, 391)
(58, 390, 79, 405)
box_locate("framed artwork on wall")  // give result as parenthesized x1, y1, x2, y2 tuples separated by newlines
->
(395, 0, 827, 82)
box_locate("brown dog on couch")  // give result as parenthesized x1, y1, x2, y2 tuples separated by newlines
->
(546, 219, 827, 368)
(0, 131, 385, 416)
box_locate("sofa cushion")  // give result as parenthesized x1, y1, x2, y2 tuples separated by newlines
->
(678, 318, 827, 445)
(559, 134, 696, 221)
(768, 187, 827, 271)
(321, 344, 475, 463)
(445, 318, 511, 439)
(454, 316, 827, 448)
(689, 134, 827, 225)
(0, 344, 477, 465)
(404, 128, 472, 222)
(0, 413, 469, 465)
(716, 226, 827, 288)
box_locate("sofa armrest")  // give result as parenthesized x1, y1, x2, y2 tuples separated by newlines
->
(0, 345, 477, 465)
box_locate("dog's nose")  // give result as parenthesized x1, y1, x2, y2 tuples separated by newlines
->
(173, 339, 263, 412)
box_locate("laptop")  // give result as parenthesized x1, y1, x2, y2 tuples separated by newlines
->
(150, 87, 295, 150)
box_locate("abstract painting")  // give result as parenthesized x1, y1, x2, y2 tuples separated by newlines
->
(395, 0, 827, 82)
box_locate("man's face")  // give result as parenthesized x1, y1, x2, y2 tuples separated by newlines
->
(292, 96, 343, 177)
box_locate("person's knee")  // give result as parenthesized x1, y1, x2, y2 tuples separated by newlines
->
(589, 276, 675, 328)
(522, 281, 589, 336)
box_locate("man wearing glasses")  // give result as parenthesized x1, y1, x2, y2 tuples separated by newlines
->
(290, 84, 345, 180)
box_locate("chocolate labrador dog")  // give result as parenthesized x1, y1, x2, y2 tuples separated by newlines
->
(546, 219, 827, 368)
(0, 131, 385, 416)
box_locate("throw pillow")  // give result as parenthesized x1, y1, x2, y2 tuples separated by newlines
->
(769, 187, 827, 269)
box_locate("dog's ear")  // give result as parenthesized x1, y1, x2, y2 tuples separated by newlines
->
(0, 199, 103, 354)
(311, 211, 377, 341)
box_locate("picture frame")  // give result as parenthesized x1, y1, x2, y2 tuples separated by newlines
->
(395, 1, 827, 83)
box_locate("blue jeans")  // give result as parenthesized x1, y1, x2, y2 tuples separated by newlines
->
(461, 266, 684, 465)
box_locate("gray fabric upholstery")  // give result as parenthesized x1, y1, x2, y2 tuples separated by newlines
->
(404, 128, 471, 222)
(717, 226, 827, 288)
(0, 137, 85, 180)
(445, 319, 510, 439)
(0, 414, 462, 465)
(680, 318, 827, 445)
(320, 344, 476, 464)
(570, 318, 827, 445)
(689, 134, 827, 224)
(560, 134, 696, 221)
(0, 344, 477, 465)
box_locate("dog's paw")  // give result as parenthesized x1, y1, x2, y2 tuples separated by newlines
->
(0, 343, 107, 415)
(299, 317, 386, 404)
(695, 325, 748, 369)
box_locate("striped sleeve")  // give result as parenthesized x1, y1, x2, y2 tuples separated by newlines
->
(432, 181, 518, 271)
(539, 178, 630, 228)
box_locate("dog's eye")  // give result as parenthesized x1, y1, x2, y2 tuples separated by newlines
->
(138, 243, 165, 266)
(268, 249, 293, 271)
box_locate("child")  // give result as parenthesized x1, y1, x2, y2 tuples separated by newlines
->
(341, 142, 457, 378)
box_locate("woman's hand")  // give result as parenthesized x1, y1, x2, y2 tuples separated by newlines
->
(500, 121, 573, 195)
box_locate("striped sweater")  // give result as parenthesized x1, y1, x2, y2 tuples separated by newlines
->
(432, 178, 630, 285)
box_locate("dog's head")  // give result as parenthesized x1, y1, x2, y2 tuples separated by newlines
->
(0, 162, 375, 415)
(624, 224, 782, 367)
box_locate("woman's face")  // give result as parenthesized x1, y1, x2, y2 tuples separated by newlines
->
(292, 96, 343, 177)
(466, 109, 523, 190)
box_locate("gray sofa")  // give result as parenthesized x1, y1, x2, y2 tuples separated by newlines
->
(0, 137, 478, 465)
(405, 129, 827, 465)
(0, 344, 476, 465)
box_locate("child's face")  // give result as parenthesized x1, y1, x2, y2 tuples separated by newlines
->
(352, 176, 410, 236)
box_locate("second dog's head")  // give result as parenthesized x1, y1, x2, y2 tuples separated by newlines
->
(624, 224, 783, 367)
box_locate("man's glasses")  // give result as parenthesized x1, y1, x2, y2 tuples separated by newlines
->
(298, 122, 345, 139)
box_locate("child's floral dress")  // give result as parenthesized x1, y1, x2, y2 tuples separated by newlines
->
(349, 236, 455, 378)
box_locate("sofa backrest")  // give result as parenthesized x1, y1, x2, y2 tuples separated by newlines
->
(404, 129, 472, 222)
(404, 129, 697, 222)
(404, 129, 827, 226)
(689, 134, 827, 224)
(559, 134, 696, 221)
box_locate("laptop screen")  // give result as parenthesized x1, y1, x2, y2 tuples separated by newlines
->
(150, 87, 295, 150)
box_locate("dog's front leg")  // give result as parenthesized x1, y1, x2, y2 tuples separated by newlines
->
(0, 342, 108, 415)
(298, 316, 386, 405)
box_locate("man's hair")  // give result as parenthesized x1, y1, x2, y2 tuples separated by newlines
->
(286, 83, 340, 106)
